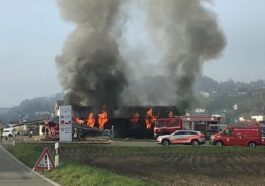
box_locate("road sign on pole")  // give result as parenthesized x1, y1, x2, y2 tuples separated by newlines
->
(33, 147, 55, 171)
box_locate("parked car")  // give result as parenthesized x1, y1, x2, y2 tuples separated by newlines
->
(209, 124, 265, 147)
(157, 130, 206, 146)
(2, 128, 17, 138)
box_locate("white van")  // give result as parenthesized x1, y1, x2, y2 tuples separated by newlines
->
(2, 128, 17, 138)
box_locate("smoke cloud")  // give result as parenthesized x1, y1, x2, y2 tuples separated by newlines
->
(56, 0, 128, 111)
(56, 0, 226, 113)
(145, 0, 226, 112)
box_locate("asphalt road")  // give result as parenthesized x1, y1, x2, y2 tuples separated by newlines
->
(0, 145, 53, 186)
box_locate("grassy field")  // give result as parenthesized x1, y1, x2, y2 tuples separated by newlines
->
(4, 144, 157, 186)
(4, 142, 265, 186)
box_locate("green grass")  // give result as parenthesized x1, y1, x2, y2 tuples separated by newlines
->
(4, 144, 158, 186)
(45, 163, 154, 186)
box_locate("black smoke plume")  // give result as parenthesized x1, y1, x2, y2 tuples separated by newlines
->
(56, 0, 127, 111)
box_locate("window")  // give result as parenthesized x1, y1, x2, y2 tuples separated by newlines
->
(224, 129, 232, 136)
(174, 131, 184, 135)
(261, 128, 265, 137)
(183, 131, 197, 135)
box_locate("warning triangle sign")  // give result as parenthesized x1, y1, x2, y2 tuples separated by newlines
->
(33, 147, 55, 171)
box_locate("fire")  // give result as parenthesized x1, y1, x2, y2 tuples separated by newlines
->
(131, 111, 140, 125)
(145, 108, 157, 129)
(75, 117, 84, 124)
(98, 109, 108, 129)
(87, 112, 95, 127)
(73, 112, 84, 124)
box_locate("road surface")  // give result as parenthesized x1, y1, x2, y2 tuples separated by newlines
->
(0, 145, 54, 186)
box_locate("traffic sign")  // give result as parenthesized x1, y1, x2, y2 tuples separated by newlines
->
(33, 147, 55, 171)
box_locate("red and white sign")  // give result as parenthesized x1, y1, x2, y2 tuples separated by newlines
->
(33, 147, 55, 171)
(59, 105, 72, 142)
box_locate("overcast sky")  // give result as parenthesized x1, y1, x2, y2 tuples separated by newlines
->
(1, 0, 265, 107)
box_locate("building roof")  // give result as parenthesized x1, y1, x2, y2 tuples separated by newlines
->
(14, 120, 44, 127)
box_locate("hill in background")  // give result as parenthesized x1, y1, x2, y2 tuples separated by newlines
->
(0, 77, 264, 123)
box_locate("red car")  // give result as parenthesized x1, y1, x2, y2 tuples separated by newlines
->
(156, 130, 206, 146)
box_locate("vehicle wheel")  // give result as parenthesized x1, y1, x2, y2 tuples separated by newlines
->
(8, 134, 13, 138)
(191, 139, 199, 146)
(161, 139, 170, 146)
(248, 142, 256, 148)
(215, 141, 223, 147)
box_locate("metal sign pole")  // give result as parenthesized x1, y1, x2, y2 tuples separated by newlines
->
(55, 142, 59, 167)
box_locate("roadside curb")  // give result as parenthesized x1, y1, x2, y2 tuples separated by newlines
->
(0, 145, 61, 186)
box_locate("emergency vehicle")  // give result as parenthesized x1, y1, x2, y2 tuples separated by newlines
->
(210, 123, 265, 147)
(154, 115, 223, 139)
(157, 130, 206, 146)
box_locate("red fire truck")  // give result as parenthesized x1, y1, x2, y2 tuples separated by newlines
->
(154, 115, 223, 138)
(154, 117, 182, 138)
(210, 123, 265, 147)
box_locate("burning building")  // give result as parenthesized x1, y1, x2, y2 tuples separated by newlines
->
(69, 105, 179, 138)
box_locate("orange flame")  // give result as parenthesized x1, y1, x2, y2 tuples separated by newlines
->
(98, 110, 108, 129)
(73, 112, 84, 124)
(145, 108, 157, 129)
(75, 117, 84, 124)
(87, 112, 95, 127)
(131, 111, 140, 125)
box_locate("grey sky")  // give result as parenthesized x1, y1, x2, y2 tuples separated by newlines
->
(204, 0, 265, 81)
(1, 0, 265, 107)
